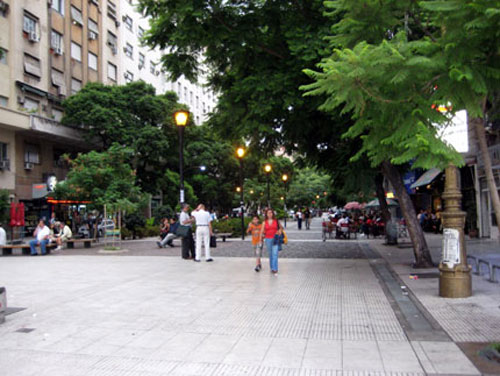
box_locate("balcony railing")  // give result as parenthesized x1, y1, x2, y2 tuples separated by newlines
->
(477, 143, 500, 170)
(29, 115, 85, 143)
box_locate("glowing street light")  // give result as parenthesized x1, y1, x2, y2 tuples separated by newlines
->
(174, 110, 189, 203)
(236, 147, 246, 240)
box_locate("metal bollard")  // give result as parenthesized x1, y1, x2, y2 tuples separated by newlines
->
(0, 287, 6, 324)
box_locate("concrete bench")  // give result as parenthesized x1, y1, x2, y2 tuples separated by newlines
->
(215, 233, 233, 242)
(66, 238, 93, 249)
(467, 255, 500, 283)
(1, 243, 55, 256)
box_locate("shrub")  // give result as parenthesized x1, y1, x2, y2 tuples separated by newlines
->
(121, 227, 131, 240)
(212, 217, 252, 238)
(153, 205, 174, 224)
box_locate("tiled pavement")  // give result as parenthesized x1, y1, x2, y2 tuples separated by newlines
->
(0, 220, 486, 375)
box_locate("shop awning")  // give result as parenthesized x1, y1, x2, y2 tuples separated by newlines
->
(410, 168, 441, 189)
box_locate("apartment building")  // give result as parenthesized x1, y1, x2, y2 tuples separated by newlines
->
(0, 0, 217, 231)
(117, 0, 217, 125)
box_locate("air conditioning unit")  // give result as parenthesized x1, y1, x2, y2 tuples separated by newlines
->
(88, 31, 98, 40)
(111, 46, 117, 55)
(54, 47, 63, 55)
(24, 162, 34, 170)
(115, 20, 120, 27)
(28, 31, 39, 42)
(0, 159, 9, 170)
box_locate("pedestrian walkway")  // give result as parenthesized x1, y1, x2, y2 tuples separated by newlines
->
(0, 218, 488, 375)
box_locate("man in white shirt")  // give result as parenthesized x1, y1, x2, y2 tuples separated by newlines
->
(29, 219, 51, 255)
(179, 204, 195, 259)
(0, 223, 6, 246)
(55, 222, 73, 251)
(191, 204, 213, 262)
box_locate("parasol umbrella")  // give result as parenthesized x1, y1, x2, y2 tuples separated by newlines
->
(344, 201, 362, 210)
(365, 198, 399, 209)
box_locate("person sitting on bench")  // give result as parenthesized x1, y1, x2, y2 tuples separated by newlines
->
(30, 219, 51, 256)
(157, 217, 180, 248)
(54, 221, 73, 251)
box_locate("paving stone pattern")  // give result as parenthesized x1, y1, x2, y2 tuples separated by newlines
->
(0, 219, 481, 375)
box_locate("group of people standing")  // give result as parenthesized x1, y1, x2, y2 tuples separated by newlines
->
(295, 207, 312, 230)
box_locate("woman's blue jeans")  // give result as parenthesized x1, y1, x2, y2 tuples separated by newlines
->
(264, 238, 279, 272)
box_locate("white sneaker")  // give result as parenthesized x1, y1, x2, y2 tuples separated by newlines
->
(56, 246, 62, 251)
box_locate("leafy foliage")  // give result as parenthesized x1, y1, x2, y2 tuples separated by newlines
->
(0, 189, 9, 226)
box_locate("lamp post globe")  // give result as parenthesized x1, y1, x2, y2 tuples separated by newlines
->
(282, 174, 288, 227)
(264, 164, 272, 207)
(174, 110, 189, 204)
(236, 147, 246, 240)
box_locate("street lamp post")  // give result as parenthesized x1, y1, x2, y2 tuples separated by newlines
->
(174, 111, 189, 204)
(439, 164, 472, 298)
(282, 174, 288, 228)
(236, 147, 246, 240)
(264, 164, 272, 208)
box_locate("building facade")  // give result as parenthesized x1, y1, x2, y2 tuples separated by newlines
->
(0, 0, 217, 233)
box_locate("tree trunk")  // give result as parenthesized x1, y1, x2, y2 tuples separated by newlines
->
(381, 161, 434, 267)
(472, 116, 500, 242)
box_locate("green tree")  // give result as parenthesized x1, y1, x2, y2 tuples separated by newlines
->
(0, 189, 9, 226)
(62, 81, 183, 195)
(54, 144, 145, 212)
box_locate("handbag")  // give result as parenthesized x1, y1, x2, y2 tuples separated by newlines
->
(176, 225, 191, 238)
(210, 235, 217, 248)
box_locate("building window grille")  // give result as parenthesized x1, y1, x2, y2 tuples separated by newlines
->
(107, 62, 117, 81)
(70, 42, 82, 62)
(88, 52, 98, 71)
(107, 1, 117, 20)
(51, 0, 64, 15)
(70, 6, 83, 26)
(123, 15, 133, 31)
(124, 43, 133, 59)
(51, 30, 63, 51)
(24, 144, 40, 164)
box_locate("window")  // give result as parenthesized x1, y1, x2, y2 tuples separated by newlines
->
(51, 0, 64, 15)
(24, 144, 40, 164)
(0, 96, 7, 107)
(184, 87, 187, 101)
(23, 13, 37, 34)
(190, 91, 193, 104)
(177, 82, 181, 94)
(51, 30, 63, 51)
(124, 43, 133, 59)
(71, 78, 82, 94)
(137, 26, 144, 39)
(202, 102, 206, 113)
(51, 69, 67, 96)
(52, 109, 63, 122)
(24, 54, 41, 78)
(123, 15, 133, 31)
(196, 116, 200, 124)
(88, 52, 98, 70)
(107, 31, 117, 52)
(138, 53, 145, 68)
(196, 96, 199, 108)
(70, 6, 83, 26)
(107, 1, 117, 20)
(0, 142, 7, 162)
(0, 49, 7, 65)
(150, 62, 156, 74)
(107, 62, 117, 81)
(88, 19, 99, 34)
(124, 71, 133, 83)
(71, 42, 81, 62)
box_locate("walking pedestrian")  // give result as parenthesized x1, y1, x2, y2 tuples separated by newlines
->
(179, 204, 195, 259)
(29, 219, 51, 256)
(259, 209, 283, 275)
(247, 215, 262, 272)
(191, 204, 213, 262)
(296, 208, 302, 230)
(304, 207, 311, 230)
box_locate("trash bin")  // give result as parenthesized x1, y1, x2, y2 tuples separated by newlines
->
(0, 287, 6, 324)
(386, 220, 398, 245)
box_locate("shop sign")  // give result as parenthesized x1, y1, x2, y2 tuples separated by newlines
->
(32, 183, 48, 199)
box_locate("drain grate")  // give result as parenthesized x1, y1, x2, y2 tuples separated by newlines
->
(15, 328, 35, 333)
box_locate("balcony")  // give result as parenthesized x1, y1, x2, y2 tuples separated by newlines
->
(29, 115, 86, 144)
(477, 143, 500, 171)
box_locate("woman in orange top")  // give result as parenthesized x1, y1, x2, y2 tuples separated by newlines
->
(247, 215, 262, 272)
